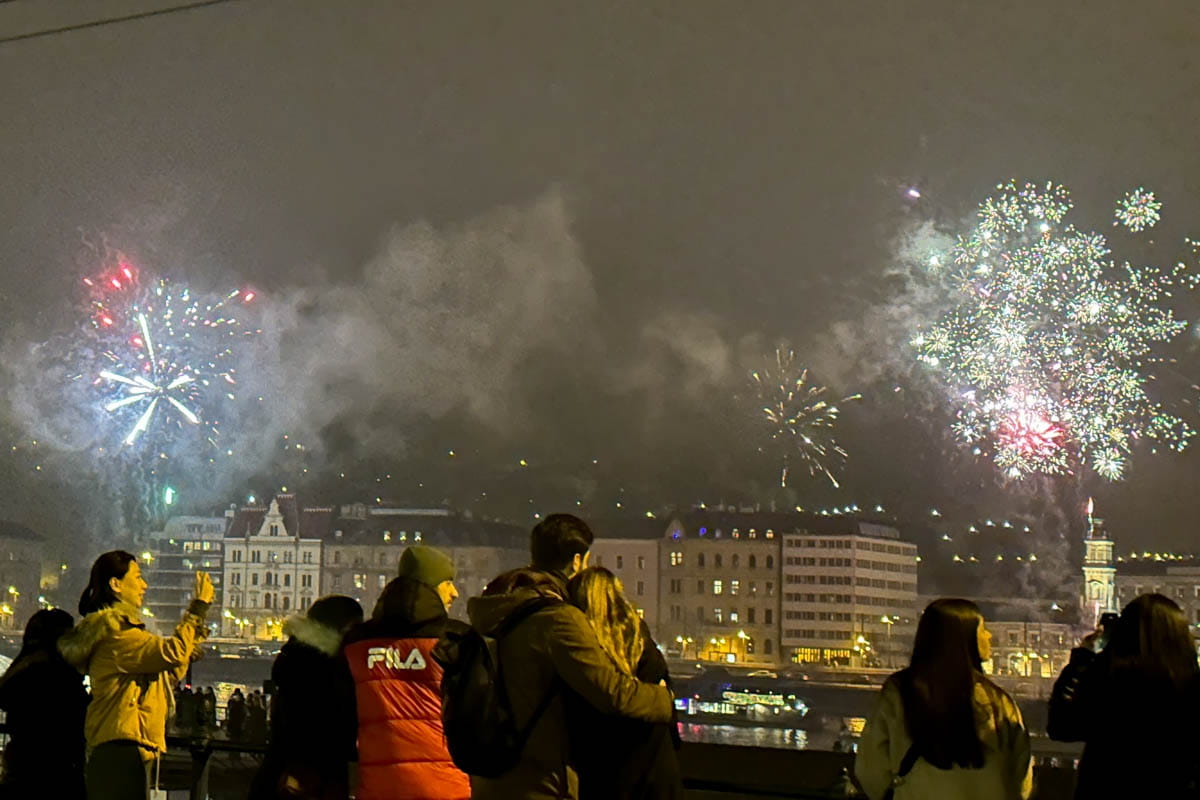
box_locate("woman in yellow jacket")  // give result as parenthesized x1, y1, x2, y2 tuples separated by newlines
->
(58, 550, 213, 800)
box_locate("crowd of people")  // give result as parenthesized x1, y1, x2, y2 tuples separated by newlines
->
(0, 512, 1194, 799)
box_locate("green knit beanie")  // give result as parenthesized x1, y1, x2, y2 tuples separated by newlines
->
(398, 544, 456, 588)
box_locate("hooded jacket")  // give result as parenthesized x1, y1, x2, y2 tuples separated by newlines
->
(465, 568, 673, 800)
(57, 599, 209, 755)
(343, 577, 470, 800)
(248, 612, 358, 800)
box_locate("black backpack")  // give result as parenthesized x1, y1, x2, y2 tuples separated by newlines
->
(433, 596, 562, 777)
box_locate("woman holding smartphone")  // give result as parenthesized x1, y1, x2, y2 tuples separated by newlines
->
(59, 550, 213, 800)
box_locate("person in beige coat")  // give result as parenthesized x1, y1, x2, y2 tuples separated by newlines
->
(59, 550, 212, 800)
(855, 598, 1033, 800)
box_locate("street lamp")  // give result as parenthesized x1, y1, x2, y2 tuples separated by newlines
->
(880, 615, 898, 667)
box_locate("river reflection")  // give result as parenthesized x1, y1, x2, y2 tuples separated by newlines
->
(678, 723, 809, 750)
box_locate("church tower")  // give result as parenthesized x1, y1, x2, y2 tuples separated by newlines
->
(1081, 498, 1116, 627)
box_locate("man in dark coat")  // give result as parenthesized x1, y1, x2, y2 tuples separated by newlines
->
(248, 595, 362, 800)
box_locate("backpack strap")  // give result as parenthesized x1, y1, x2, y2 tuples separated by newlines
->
(897, 744, 920, 778)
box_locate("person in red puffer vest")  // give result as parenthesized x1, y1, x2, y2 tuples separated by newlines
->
(344, 545, 470, 800)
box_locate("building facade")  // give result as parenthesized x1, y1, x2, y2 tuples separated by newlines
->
(0, 521, 45, 630)
(319, 505, 526, 616)
(781, 521, 918, 668)
(143, 515, 226, 634)
(657, 511, 795, 666)
(985, 617, 1074, 679)
(221, 496, 330, 639)
(588, 518, 663, 634)
(1116, 559, 1200, 630)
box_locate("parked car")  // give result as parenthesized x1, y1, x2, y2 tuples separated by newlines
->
(747, 669, 778, 679)
(237, 645, 263, 658)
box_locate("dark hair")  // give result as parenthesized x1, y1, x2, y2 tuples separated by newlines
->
(307, 595, 363, 633)
(895, 598, 996, 770)
(79, 550, 137, 616)
(14, 608, 74, 663)
(530, 514, 594, 572)
(1108, 594, 1198, 690)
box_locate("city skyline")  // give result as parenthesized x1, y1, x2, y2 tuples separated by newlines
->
(3, 2, 1200, 566)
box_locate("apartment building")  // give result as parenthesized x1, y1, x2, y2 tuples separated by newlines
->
(781, 521, 919, 667)
(221, 495, 330, 639)
(319, 505, 526, 616)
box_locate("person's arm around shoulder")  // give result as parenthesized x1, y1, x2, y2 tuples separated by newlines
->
(545, 604, 672, 723)
(854, 680, 903, 800)
(114, 572, 213, 675)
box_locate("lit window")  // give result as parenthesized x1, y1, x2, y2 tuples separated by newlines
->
(670, 552, 684, 566)
(730, 580, 740, 596)
(730, 610, 740, 623)
(714, 608, 724, 623)
(713, 580, 723, 596)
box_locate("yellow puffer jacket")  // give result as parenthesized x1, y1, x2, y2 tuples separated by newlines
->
(58, 600, 209, 755)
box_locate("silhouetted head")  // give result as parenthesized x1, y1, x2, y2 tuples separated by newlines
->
(16, 608, 74, 661)
(79, 551, 141, 616)
(568, 567, 643, 675)
(307, 595, 364, 634)
(530, 514, 594, 576)
(1109, 593, 1198, 690)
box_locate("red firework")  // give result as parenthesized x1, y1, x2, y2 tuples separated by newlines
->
(998, 408, 1064, 457)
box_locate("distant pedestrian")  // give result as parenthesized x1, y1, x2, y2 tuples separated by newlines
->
(226, 688, 247, 740)
(175, 687, 197, 735)
(855, 598, 1032, 800)
(344, 545, 470, 800)
(0, 608, 89, 800)
(566, 567, 682, 800)
(58, 552, 213, 800)
(246, 692, 268, 743)
(248, 595, 362, 800)
(203, 686, 218, 730)
(1048, 593, 1200, 798)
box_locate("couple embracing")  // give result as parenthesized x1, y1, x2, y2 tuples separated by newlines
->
(466, 513, 682, 800)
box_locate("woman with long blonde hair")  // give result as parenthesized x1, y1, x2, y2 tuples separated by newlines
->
(567, 567, 681, 800)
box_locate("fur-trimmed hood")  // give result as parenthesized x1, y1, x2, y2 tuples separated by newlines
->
(282, 614, 345, 656)
(57, 601, 143, 671)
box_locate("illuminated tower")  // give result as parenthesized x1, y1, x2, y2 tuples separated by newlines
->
(1081, 498, 1116, 627)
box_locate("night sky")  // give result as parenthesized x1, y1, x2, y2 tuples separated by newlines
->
(2, 1, 1200, 568)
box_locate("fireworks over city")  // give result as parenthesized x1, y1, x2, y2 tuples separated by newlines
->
(83, 261, 258, 456)
(749, 347, 860, 488)
(913, 180, 1198, 481)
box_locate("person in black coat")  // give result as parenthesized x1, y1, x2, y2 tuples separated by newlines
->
(0, 608, 89, 800)
(225, 688, 247, 740)
(248, 595, 362, 800)
(566, 567, 682, 800)
(1048, 593, 1200, 799)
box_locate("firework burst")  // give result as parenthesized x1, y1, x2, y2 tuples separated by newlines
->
(84, 262, 257, 455)
(749, 347, 859, 488)
(914, 180, 1197, 480)
(1114, 187, 1162, 232)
